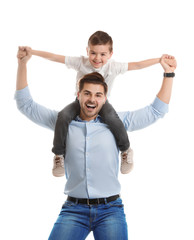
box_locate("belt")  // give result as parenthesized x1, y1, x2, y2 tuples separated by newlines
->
(67, 194, 120, 205)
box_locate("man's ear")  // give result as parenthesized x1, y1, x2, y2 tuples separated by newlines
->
(77, 92, 80, 100)
(104, 96, 107, 104)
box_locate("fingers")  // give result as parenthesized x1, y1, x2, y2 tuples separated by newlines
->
(161, 54, 177, 66)
(17, 49, 26, 59)
(17, 46, 32, 64)
(165, 58, 177, 68)
(160, 54, 177, 72)
(18, 46, 31, 51)
(17, 46, 32, 60)
(161, 54, 175, 59)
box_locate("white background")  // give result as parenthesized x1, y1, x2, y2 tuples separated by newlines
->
(1, 0, 194, 239)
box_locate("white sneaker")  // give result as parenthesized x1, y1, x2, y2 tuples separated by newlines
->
(120, 147, 134, 174)
(52, 155, 65, 177)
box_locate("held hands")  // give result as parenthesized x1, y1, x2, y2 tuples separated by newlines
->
(17, 46, 32, 64)
(160, 54, 177, 73)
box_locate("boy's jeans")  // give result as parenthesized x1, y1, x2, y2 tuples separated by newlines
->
(48, 198, 128, 240)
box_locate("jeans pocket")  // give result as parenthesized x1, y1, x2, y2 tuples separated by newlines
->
(108, 198, 124, 208)
(62, 200, 76, 207)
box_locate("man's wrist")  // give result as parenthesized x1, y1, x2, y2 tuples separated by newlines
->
(164, 67, 174, 73)
(18, 60, 27, 65)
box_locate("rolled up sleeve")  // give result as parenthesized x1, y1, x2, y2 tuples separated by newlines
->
(14, 86, 57, 131)
(118, 97, 169, 132)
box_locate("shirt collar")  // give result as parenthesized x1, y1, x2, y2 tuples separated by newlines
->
(75, 115, 103, 123)
(86, 57, 112, 75)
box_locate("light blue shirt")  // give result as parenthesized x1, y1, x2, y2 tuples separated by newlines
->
(15, 86, 168, 198)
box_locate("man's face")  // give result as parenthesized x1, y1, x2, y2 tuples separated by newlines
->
(77, 83, 107, 121)
(87, 44, 113, 69)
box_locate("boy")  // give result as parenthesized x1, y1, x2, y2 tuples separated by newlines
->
(19, 31, 161, 177)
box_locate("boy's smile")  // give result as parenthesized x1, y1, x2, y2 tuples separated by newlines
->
(87, 44, 113, 69)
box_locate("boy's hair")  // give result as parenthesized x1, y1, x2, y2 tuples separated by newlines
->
(88, 31, 113, 52)
(79, 72, 108, 95)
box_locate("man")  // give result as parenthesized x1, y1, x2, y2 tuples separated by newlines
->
(15, 48, 176, 240)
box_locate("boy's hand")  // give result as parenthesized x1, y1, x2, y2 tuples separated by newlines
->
(160, 54, 177, 73)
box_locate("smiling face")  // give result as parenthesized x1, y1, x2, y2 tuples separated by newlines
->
(77, 83, 107, 121)
(87, 44, 113, 69)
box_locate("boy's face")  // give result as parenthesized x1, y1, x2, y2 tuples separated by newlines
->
(87, 44, 113, 69)
(77, 83, 107, 121)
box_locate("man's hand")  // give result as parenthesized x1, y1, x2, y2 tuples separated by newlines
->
(17, 46, 32, 64)
(160, 54, 177, 73)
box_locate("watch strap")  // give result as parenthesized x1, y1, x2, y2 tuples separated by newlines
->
(164, 72, 175, 78)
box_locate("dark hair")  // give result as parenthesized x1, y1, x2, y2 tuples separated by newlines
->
(79, 72, 108, 95)
(88, 31, 113, 52)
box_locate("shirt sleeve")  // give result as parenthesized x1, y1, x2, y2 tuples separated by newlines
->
(118, 97, 169, 132)
(14, 86, 58, 131)
(110, 61, 128, 75)
(65, 56, 82, 71)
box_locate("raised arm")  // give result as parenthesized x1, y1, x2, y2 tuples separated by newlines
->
(120, 54, 177, 132)
(128, 57, 161, 70)
(18, 46, 65, 64)
(157, 54, 177, 104)
(16, 47, 32, 90)
(15, 47, 58, 130)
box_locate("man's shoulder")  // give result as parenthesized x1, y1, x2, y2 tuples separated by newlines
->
(117, 111, 129, 122)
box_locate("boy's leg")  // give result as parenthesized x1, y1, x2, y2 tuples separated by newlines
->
(99, 101, 133, 174)
(52, 99, 80, 177)
(99, 101, 129, 151)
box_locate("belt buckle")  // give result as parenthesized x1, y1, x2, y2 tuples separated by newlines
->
(87, 198, 100, 205)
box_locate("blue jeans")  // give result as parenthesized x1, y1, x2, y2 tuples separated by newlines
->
(48, 198, 128, 240)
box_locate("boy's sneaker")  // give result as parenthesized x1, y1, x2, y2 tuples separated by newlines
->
(120, 147, 134, 174)
(52, 155, 65, 177)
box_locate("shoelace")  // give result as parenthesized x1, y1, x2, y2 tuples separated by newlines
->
(55, 157, 64, 167)
(121, 151, 133, 164)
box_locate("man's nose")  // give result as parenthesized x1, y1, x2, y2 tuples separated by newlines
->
(89, 95, 95, 102)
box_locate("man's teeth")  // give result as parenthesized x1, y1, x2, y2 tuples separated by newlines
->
(87, 104, 96, 108)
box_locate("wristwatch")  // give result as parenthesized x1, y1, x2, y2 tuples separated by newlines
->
(163, 72, 175, 78)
